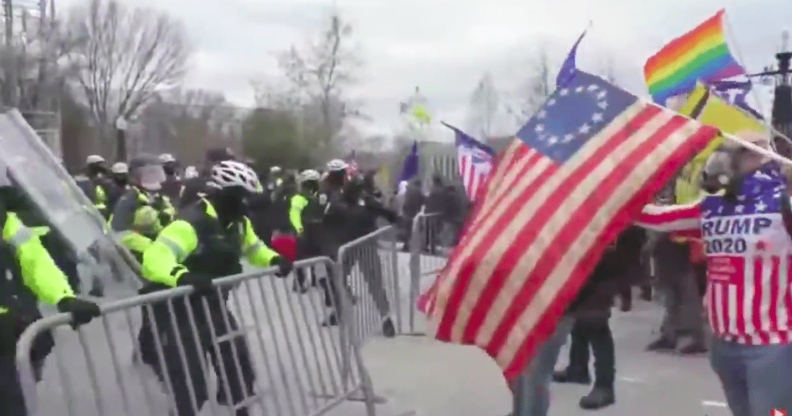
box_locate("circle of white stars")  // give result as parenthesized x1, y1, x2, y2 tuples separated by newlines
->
(533, 83, 609, 146)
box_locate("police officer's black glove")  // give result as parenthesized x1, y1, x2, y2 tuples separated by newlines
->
(176, 272, 215, 294)
(57, 297, 101, 327)
(270, 256, 293, 277)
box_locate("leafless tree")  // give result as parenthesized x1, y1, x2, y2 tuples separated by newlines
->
(256, 10, 362, 156)
(65, 0, 192, 142)
(519, 48, 554, 118)
(132, 88, 240, 162)
(465, 72, 500, 141)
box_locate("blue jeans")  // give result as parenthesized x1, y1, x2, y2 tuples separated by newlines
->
(709, 338, 792, 416)
(510, 316, 575, 416)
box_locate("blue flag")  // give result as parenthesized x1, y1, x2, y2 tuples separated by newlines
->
(556, 29, 587, 89)
(396, 140, 419, 194)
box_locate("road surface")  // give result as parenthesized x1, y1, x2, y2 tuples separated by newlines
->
(25, 251, 727, 416)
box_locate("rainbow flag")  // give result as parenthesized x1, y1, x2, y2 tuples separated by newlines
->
(644, 9, 745, 105)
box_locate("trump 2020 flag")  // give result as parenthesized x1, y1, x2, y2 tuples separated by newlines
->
(397, 141, 419, 195)
(443, 123, 495, 200)
(423, 71, 718, 379)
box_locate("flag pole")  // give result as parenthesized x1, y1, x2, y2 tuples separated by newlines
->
(721, 132, 792, 167)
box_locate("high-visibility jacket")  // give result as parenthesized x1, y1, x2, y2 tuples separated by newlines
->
(0, 211, 74, 312)
(109, 187, 175, 258)
(141, 198, 280, 286)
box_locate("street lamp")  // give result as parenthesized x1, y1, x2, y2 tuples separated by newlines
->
(115, 117, 128, 162)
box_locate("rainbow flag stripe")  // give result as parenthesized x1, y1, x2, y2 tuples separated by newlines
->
(644, 9, 745, 104)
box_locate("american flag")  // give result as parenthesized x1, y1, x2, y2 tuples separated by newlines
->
(423, 71, 718, 379)
(444, 123, 495, 200)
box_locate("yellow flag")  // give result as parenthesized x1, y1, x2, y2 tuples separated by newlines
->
(674, 83, 767, 203)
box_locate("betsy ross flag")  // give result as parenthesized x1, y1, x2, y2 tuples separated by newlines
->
(443, 123, 495, 200)
(422, 71, 718, 379)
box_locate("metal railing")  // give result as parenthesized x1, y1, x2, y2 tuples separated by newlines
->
(335, 226, 401, 344)
(16, 258, 378, 416)
(404, 211, 451, 336)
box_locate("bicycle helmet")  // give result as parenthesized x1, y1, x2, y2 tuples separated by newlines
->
(326, 159, 348, 172)
(159, 153, 176, 163)
(111, 162, 129, 174)
(299, 169, 320, 182)
(209, 160, 260, 193)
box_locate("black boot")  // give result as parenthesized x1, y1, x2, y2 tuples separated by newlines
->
(552, 368, 591, 384)
(322, 313, 340, 327)
(579, 386, 615, 410)
(382, 317, 396, 338)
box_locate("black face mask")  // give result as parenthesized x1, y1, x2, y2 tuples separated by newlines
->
(87, 163, 107, 178)
(113, 175, 128, 187)
(212, 187, 249, 224)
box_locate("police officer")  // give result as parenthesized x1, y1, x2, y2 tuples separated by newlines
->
(110, 155, 175, 368)
(140, 160, 292, 416)
(75, 155, 111, 218)
(291, 169, 323, 292)
(110, 155, 175, 261)
(0, 176, 101, 416)
(106, 162, 129, 213)
(159, 153, 182, 203)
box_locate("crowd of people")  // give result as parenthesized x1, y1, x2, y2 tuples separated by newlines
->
(0, 147, 407, 416)
(2, 128, 792, 416)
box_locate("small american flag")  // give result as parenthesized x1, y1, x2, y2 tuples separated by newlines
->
(444, 123, 495, 200)
(423, 71, 718, 379)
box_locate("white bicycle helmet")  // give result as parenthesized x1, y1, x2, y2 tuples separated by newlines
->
(111, 162, 129, 174)
(326, 159, 348, 172)
(86, 154, 105, 165)
(159, 153, 176, 163)
(209, 160, 260, 193)
(299, 169, 320, 182)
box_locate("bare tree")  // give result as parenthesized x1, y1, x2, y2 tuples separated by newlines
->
(465, 72, 500, 141)
(131, 88, 240, 162)
(65, 0, 192, 146)
(506, 48, 554, 124)
(257, 10, 362, 156)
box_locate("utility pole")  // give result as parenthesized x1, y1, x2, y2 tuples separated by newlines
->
(3, 0, 17, 108)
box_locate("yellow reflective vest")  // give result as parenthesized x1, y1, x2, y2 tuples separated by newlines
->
(142, 198, 280, 286)
(0, 212, 74, 314)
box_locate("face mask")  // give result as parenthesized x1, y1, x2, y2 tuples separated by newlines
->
(214, 187, 248, 221)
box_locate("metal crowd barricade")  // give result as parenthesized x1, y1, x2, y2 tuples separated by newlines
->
(404, 211, 450, 335)
(335, 226, 401, 345)
(16, 258, 379, 416)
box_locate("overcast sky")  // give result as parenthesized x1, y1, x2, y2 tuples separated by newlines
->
(59, 0, 789, 141)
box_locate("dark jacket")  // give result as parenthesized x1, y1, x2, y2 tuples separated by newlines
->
(402, 183, 425, 218)
(179, 177, 208, 208)
(567, 226, 646, 313)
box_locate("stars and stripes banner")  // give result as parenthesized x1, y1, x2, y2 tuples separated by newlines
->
(423, 71, 719, 379)
(443, 123, 495, 200)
